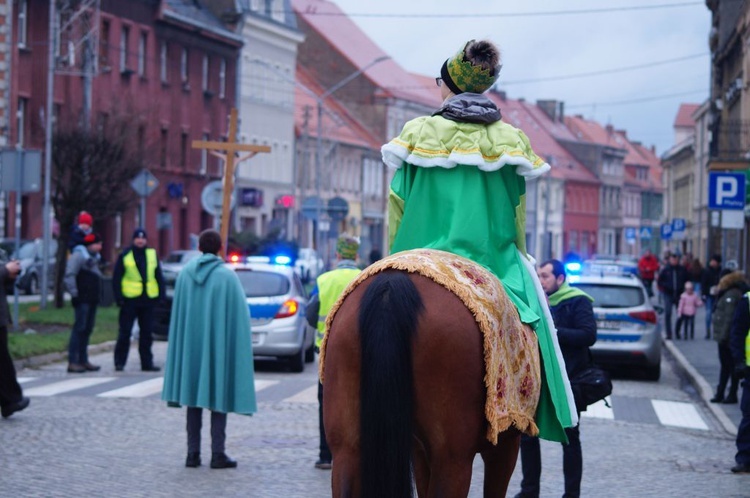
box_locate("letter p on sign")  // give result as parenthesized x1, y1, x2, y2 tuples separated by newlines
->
(717, 177, 738, 205)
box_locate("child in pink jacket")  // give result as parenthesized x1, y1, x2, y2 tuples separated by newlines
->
(676, 281, 703, 339)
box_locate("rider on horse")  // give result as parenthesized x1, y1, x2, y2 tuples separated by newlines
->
(381, 39, 577, 443)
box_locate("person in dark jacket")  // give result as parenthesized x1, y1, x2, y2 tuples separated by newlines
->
(112, 229, 164, 372)
(515, 259, 597, 498)
(657, 252, 689, 340)
(710, 270, 748, 404)
(68, 211, 93, 250)
(63, 233, 103, 373)
(728, 291, 750, 473)
(0, 255, 29, 417)
(701, 254, 722, 339)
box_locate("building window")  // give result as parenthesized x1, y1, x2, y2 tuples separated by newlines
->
(138, 32, 147, 76)
(16, 98, 27, 146)
(202, 55, 209, 92)
(17, 0, 28, 48)
(160, 42, 168, 83)
(200, 133, 209, 175)
(160, 129, 168, 168)
(219, 58, 226, 99)
(100, 20, 110, 67)
(181, 132, 188, 169)
(180, 48, 189, 83)
(120, 25, 130, 72)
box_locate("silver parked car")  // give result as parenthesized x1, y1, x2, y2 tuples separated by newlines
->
(231, 258, 315, 373)
(161, 250, 202, 286)
(569, 272, 662, 380)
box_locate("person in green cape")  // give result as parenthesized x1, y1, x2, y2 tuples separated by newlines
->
(382, 39, 577, 443)
(162, 229, 257, 469)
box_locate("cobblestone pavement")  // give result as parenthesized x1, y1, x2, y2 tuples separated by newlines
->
(3, 334, 750, 496)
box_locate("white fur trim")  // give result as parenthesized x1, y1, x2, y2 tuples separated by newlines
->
(519, 249, 579, 427)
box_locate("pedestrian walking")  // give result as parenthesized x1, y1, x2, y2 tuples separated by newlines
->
(162, 229, 256, 469)
(728, 291, 750, 473)
(382, 38, 576, 443)
(675, 281, 702, 340)
(63, 233, 103, 373)
(701, 254, 722, 339)
(515, 259, 597, 498)
(710, 269, 748, 404)
(657, 252, 689, 340)
(307, 234, 361, 470)
(112, 229, 164, 372)
(0, 255, 29, 418)
(637, 249, 659, 298)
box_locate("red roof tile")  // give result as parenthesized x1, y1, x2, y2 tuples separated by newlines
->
(674, 103, 701, 128)
(292, 0, 437, 108)
(564, 115, 625, 149)
(294, 65, 380, 150)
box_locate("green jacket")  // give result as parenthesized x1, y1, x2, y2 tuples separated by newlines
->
(712, 271, 749, 344)
(382, 94, 576, 443)
(162, 254, 257, 415)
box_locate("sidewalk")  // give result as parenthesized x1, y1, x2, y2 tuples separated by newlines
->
(663, 305, 742, 435)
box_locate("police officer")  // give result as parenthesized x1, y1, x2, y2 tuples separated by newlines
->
(306, 234, 361, 470)
(112, 229, 164, 372)
(729, 291, 750, 473)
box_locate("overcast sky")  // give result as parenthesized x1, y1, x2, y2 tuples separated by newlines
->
(331, 0, 711, 155)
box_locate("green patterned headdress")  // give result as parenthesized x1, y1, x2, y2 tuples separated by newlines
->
(441, 40, 501, 94)
(336, 234, 360, 260)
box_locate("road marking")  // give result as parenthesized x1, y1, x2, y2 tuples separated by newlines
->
(98, 378, 164, 398)
(24, 377, 116, 396)
(581, 397, 615, 419)
(17, 377, 35, 384)
(254, 379, 278, 392)
(651, 399, 709, 430)
(284, 384, 318, 404)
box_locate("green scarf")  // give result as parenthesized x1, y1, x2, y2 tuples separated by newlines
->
(548, 281, 594, 306)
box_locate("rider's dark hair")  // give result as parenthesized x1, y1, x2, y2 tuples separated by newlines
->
(541, 259, 566, 280)
(198, 229, 222, 255)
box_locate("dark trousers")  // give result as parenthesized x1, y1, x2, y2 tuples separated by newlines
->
(0, 325, 23, 408)
(318, 381, 331, 462)
(704, 296, 716, 338)
(519, 423, 582, 498)
(717, 342, 740, 399)
(736, 376, 750, 465)
(114, 300, 155, 368)
(186, 407, 227, 454)
(68, 303, 98, 365)
(662, 293, 676, 339)
(642, 278, 654, 298)
(675, 315, 695, 339)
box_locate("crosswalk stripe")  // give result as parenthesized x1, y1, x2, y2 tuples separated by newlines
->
(254, 380, 278, 392)
(651, 399, 709, 430)
(18, 377, 35, 384)
(283, 384, 318, 404)
(98, 378, 164, 398)
(581, 397, 615, 419)
(24, 377, 117, 396)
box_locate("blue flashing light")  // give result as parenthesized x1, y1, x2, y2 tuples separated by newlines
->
(273, 255, 292, 266)
(565, 261, 582, 274)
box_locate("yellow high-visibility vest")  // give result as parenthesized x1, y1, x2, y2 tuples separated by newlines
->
(315, 268, 360, 348)
(121, 248, 159, 298)
(745, 292, 750, 366)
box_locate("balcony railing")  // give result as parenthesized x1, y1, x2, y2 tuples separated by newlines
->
(709, 119, 750, 160)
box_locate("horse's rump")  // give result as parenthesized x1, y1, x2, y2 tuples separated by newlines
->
(320, 248, 541, 443)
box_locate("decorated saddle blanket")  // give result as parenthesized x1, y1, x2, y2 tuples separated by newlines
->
(320, 248, 541, 444)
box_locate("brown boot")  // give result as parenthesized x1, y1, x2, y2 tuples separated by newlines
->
(67, 363, 86, 373)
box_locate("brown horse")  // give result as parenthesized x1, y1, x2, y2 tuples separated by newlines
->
(323, 267, 537, 498)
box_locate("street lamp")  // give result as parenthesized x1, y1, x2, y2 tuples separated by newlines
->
(248, 55, 390, 264)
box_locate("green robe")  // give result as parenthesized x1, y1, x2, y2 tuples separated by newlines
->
(162, 254, 257, 415)
(382, 110, 576, 442)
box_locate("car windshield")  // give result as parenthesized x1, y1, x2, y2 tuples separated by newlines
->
(570, 283, 645, 308)
(17, 242, 37, 260)
(234, 270, 290, 297)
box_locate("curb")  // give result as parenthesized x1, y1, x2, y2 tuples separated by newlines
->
(13, 340, 117, 371)
(663, 339, 738, 436)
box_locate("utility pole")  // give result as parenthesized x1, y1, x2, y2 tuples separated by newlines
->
(300, 105, 311, 244)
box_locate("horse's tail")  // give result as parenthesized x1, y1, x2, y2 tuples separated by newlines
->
(359, 270, 424, 498)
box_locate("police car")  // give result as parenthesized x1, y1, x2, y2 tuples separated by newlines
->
(230, 256, 316, 373)
(568, 271, 662, 380)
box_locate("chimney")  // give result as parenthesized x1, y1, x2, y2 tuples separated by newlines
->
(490, 88, 507, 101)
(537, 100, 559, 122)
(605, 124, 614, 134)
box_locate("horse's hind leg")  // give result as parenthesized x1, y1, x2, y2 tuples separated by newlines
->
(480, 429, 521, 498)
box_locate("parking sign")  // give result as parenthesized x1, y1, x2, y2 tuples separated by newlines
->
(708, 172, 746, 210)
(660, 223, 673, 240)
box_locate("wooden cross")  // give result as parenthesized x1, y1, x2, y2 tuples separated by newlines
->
(192, 108, 271, 255)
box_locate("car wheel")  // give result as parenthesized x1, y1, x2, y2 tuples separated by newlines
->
(645, 362, 661, 381)
(288, 346, 305, 373)
(305, 342, 315, 363)
(27, 274, 38, 295)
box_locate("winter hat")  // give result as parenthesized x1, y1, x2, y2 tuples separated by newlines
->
(440, 39, 502, 95)
(83, 232, 102, 246)
(78, 211, 93, 226)
(336, 234, 359, 260)
(132, 228, 147, 240)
